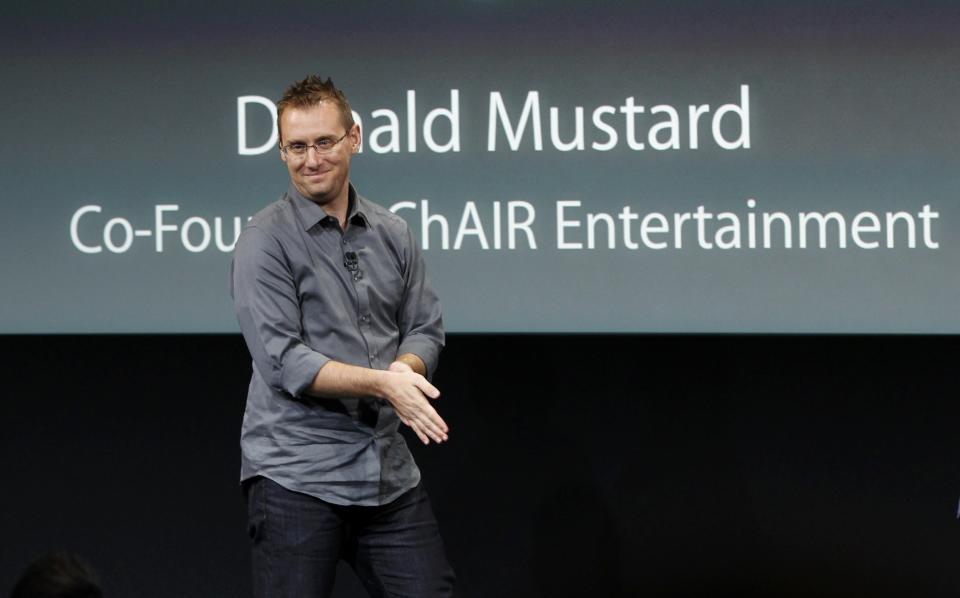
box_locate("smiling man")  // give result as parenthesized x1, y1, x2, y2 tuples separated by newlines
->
(231, 75, 454, 598)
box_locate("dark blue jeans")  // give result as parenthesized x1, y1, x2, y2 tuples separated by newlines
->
(246, 477, 455, 598)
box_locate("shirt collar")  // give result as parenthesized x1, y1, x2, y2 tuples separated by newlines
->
(288, 182, 369, 230)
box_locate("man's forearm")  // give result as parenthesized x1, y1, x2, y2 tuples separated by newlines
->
(305, 354, 425, 399)
(306, 360, 388, 399)
(305, 356, 448, 444)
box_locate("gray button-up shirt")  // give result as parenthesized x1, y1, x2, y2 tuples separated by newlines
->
(231, 183, 444, 506)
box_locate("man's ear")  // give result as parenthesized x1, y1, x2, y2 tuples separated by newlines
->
(349, 123, 362, 154)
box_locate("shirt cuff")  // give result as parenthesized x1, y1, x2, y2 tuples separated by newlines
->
(280, 346, 330, 397)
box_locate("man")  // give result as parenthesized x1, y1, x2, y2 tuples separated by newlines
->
(231, 75, 455, 597)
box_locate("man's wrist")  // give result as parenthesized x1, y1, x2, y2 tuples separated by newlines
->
(394, 353, 426, 377)
(389, 360, 413, 373)
(369, 368, 392, 400)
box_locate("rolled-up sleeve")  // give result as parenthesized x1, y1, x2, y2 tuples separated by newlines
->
(231, 226, 329, 397)
(395, 225, 444, 378)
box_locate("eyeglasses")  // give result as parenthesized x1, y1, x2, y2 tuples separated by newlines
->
(280, 132, 350, 157)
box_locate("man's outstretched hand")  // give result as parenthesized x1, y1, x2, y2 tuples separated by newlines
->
(383, 361, 449, 445)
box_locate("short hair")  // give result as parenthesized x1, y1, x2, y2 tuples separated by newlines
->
(9, 552, 103, 598)
(276, 75, 355, 142)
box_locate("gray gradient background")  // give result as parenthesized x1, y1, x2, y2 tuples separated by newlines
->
(1, 1, 957, 333)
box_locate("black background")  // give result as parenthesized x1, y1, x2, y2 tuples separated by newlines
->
(2, 334, 958, 596)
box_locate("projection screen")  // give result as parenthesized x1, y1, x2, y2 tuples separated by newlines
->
(1, 2, 957, 333)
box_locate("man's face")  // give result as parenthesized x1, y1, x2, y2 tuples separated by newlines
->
(279, 101, 360, 206)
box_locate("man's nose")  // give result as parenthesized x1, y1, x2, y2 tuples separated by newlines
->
(304, 146, 323, 165)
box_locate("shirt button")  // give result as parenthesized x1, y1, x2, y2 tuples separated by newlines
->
(342, 239, 348, 245)
(369, 354, 375, 360)
(360, 315, 368, 322)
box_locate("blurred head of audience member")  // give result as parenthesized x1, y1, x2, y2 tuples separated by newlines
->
(9, 553, 102, 598)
